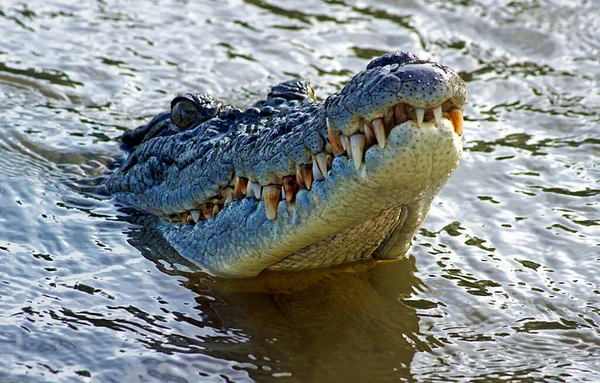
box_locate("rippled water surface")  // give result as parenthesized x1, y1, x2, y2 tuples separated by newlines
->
(1, 0, 599, 381)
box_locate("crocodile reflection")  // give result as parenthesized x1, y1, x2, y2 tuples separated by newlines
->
(121, 213, 428, 381)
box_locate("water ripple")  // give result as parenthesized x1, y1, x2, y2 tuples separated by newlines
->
(1, 0, 599, 381)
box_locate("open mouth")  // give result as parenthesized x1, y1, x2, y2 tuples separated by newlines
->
(162, 100, 464, 226)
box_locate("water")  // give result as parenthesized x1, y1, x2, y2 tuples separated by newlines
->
(1, 0, 599, 381)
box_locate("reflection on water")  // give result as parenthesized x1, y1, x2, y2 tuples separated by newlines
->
(193, 261, 423, 382)
(1, 0, 599, 381)
(121, 213, 423, 381)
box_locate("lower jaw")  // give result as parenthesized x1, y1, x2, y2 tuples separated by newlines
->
(267, 206, 404, 271)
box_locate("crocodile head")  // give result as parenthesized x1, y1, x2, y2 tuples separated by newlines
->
(105, 52, 467, 277)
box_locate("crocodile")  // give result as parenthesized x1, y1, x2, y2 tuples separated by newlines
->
(103, 51, 467, 278)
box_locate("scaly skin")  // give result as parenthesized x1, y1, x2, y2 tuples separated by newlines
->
(104, 52, 467, 277)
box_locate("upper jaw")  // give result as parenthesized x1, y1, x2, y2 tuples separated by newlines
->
(323, 52, 466, 173)
(325, 52, 467, 139)
(120, 52, 466, 227)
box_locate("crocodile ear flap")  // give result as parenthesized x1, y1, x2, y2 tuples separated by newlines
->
(170, 93, 224, 130)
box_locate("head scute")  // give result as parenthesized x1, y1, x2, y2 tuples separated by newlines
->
(366, 51, 422, 70)
(261, 79, 315, 104)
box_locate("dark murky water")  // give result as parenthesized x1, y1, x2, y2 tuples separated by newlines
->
(1, 0, 599, 381)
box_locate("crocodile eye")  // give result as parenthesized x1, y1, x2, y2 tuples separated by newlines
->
(171, 98, 197, 129)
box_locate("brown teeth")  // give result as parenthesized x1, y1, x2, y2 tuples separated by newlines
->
(393, 103, 409, 126)
(384, 107, 394, 129)
(363, 122, 375, 148)
(167, 214, 181, 223)
(234, 177, 248, 199)
(327, 118, 344, 156)
(296, 167, 305, 189)
(181, 212, 192, 224)
(200, 203, 214, 219)
(263, 185, 281, 220)
(301, 164, 313, 190)
(283, 176, 297, 204)
(325, 143, 333, 155)
(212, 204, 220, 215)
(448, 108, 464, 136)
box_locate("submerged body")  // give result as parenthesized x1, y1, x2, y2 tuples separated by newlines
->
(103, 52, 467, 277)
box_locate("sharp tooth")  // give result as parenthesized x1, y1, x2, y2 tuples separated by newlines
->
(363, 123, 375, 147)
(225, 192, 233, 206)
(283, 175, 297, 204)
(212, 204, 220, 216)
(181, 212, 192, 224)
(301, 165, 313, 190)
(372, 118, 386, 149)
(201, 203, 213, 219)
(325, 143, 333, 155)
(234, 177, 248, 199)
(340, 135, 350, 152)
(190, 210, 201, 223)
(316, 152, 328, 177)
(449, 108, 464, 136)
(312, 158, 324, 181)
(296, 167, 305, 189)
(263, 185, 281, 220)
(433, 105, 443, 127)
(393, 103, 408, 125)
(416, 108, 425, 128)
(350, 133, 365, 170)
(327, 118, 344, 156)
(250, 182, 262, 199)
